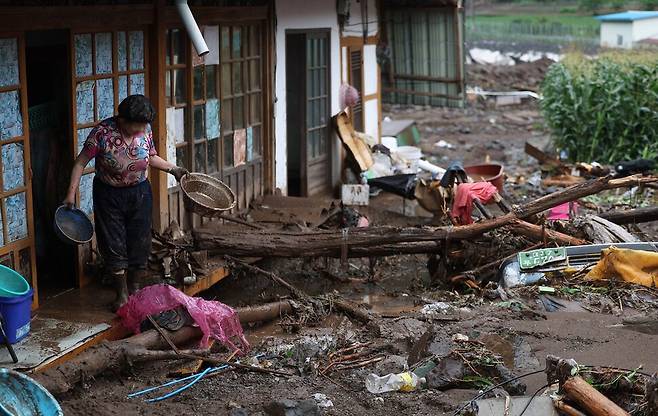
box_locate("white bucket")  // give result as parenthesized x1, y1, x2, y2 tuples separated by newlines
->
(393, 146, 422, 173)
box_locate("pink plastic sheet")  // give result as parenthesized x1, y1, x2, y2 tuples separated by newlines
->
(117, 284, 249, 351)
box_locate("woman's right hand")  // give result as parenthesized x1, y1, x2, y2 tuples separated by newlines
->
(63, 193, 76, 209)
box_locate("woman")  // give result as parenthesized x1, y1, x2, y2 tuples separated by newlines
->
(64, 95, 188, 311)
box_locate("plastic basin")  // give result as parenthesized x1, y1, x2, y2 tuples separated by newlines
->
(0, 264, 29, 297)
(465, 163, 505, 192)
(0, 369, 63, 415)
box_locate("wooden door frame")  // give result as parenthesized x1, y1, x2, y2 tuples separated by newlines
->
(346, 44, 366, 132)
(284, 28, 332, 197)
(0, 32, 39, 308)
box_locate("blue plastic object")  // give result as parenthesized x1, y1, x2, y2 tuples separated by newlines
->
(0, 264, 29, 297)
(0, 368, 63, 416)
(0, 288, 33, 344)
(54, 205, 94, 244)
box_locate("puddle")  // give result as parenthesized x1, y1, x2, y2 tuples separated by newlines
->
(479, 333, 539, 370)
(346, 293, 421, 316)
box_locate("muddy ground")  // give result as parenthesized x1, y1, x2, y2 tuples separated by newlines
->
(57, 71, 658, 415)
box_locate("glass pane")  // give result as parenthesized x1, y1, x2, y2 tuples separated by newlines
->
(74, 34, 92, 77)
(206, 65, 217, 99)
(95, 32, 113, 75)
(221, 63, 231, 95)
(250, 94, 261, 123)
(0, 38, 19, 87)
(79, 172, 95, 215)
(118, 31, 127, 71)
(221, 27, 230, 59)
(173, 69, 186, 103)
(222, 99, 232, 132)
(18, 248, 31, 283)
(172, 29, 185, 65)
(208, 139, 218, 173)
(129, 31, 145, 70)
(320, 68, 326, 96)
(165, 71, 171, 106)
(2, 142, 24, 191)
(250, 59, 260, 90)
(193, 66, 204, 101)
(193, 104, 204, 140)
(176, 146, 188, 170)
(223, 135, 233, 168)
(249, 25, 259, 56)
(118, 75, 128, 103)
(0, 253, 12, 267)
(233, 96, 244, 130)
(76, 80, 95, 124)
(205, 99, 220, 139)
(194, 142, 206, 173)
(97, 78, 114, 120)
(6, 192, 27, 242)
(0, 91, 23, 140)
(165, 30, 172, 66)
(232, 27, 242, 59)
(246, 126, 253, 162)
(129, 73, 145, 95)
(232, 62, 242, 94)
(77, 127, 95, 168)
(253, 125, 261, 156)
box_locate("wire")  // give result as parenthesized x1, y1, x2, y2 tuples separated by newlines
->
(451, 368, 547, 416)
(518, 382, 555, 416)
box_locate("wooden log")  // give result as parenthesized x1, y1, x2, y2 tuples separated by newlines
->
(553, 400, 588, 416)
(195, 176, 655, 258)
(562, 376, 629, 416)
(237, 300, 293, 324)
(510, 219, 588, 246)
(600, 206, 658, 225)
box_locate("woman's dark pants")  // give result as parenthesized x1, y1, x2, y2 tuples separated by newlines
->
(93, 178, 152, 273)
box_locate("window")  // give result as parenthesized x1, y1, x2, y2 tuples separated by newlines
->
(617, 34, 623, 46)
(72, 30, 147, 214)
(165, 24, 263, 180)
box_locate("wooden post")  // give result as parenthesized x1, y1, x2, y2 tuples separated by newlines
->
(150, 0, 169, 232)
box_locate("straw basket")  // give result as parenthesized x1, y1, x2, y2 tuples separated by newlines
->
(180, 173, 236, 217)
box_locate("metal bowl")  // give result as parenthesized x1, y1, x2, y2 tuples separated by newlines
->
(54, 205, 94, 244)
(180, 173, 236, 217)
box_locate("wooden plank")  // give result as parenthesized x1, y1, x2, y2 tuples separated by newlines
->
(164, 6, 268, 25)
(0, 6, 155, 32)
(382, 87, 462, 100)
(340, 35, 379, 47)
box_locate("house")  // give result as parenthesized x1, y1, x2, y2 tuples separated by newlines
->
(0, 0, 464, 363)
(596, 11, 658, 49)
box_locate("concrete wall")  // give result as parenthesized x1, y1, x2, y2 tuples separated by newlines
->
(632, 18, 658, 43)
(274, 0, 342, 193)
(600, 22, 634, 48)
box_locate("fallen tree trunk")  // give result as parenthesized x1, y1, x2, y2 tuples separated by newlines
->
(34, 302, 295, 395)
(562, 376, 629, 416)
(600, 206, 658, 225)
(195, 176, 654, 257)
(509, 219, 588, 246)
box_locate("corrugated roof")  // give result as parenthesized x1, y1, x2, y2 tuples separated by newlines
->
(596, 11, 658, 22)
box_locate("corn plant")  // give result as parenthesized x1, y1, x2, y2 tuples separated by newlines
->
(541, 52, 658, 163)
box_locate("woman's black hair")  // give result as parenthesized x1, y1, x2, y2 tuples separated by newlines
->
(118, 94, 155, 123)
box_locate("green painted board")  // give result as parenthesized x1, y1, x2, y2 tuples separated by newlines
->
(518, 247, 567, 270)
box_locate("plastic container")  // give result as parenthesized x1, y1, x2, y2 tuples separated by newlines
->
(54, 205, 94, 245)
(0, 264, 30, 297)
(393, 146, 422, 173)
(0, 288, 33, 344)
(365, 372, 424, 394)
(381, 136, 398, 151)
(0, 369, 63, 415)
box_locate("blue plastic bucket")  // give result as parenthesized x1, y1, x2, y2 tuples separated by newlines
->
(0, 264, 29, 297)
(0, 288, 33, 344)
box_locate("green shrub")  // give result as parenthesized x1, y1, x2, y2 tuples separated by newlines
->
(541, 52, 658, 163)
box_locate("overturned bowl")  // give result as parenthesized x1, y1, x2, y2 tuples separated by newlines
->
(54, 205, 94, 244)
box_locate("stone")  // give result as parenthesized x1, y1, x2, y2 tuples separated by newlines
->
(264, 399, 320, 416)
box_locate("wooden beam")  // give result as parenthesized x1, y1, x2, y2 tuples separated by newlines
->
(340, 35, 379, 47)
(0, 6, 155, 31)
(391, 73, 462, 84)
(164, 6, 268, 25)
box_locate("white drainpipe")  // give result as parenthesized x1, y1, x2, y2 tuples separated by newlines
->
(174, 0, 209, 56)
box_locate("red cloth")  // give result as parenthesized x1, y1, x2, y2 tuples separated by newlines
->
(451, 182, 498, 224)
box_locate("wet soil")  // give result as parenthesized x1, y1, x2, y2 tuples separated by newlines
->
(57, 77, 658, 415)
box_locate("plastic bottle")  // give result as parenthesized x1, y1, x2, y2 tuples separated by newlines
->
(365, 372, 424, 394)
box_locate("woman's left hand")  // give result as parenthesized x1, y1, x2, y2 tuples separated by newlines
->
(168, 166, 189, 181)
